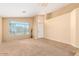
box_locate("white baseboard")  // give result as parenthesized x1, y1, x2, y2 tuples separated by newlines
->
(45, 37, 78, 48)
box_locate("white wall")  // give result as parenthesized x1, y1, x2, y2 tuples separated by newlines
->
(32, 17, 38, 39)
(0, 17, 2, 43)
(33, 15, 44, 39)
(76, 8, 79, 48)
(70, 9, 77, 47)
(70, 8, 79, 48)
(45, 8, 79, 48)
(37, 16, 44, 38)
(45, 12, 71, 45)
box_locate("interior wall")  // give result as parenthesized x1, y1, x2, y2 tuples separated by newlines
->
(45, 4, 79, 48)
(2, 17, 33, 41)
(45, 12, 71, 45)
(70, 8, 79, 48)
(32, 16, 37, 39)
(37, 15, 44, 38)
(70, 9, 77, 47)
(0, 17, 2, 43)
(32, 15, 45, 39)
(76, 8, 79, 48)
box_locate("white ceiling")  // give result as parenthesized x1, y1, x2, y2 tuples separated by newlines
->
(0, 3, 69, 17)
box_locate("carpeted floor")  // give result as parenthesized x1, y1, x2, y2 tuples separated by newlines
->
(0, 38, 77, 56)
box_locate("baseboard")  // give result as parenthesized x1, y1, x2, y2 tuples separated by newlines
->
(45, 38, 79, 54)
(45, 37, 71, 45)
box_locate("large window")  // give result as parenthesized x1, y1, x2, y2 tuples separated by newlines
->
(9, 21, 30, 35)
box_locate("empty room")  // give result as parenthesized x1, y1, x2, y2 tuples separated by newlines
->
(0, 3, 79, 56)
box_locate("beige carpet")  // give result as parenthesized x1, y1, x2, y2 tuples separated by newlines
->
(0, 38, 77, 56)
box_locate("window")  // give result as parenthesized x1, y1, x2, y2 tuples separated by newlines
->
(9, 21, 30, 35)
